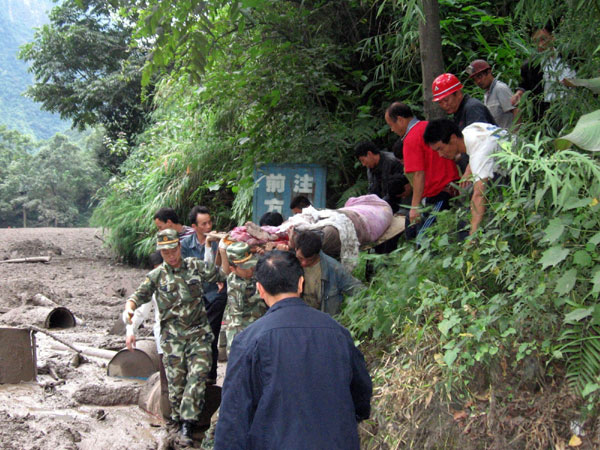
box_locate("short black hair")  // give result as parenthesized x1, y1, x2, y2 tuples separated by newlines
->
(153, 207, 181, 224)
(149, 251, 163, 267)
(386, 102, 413, 121)
(290, 195, 312, 211)
(354, 141, 379, 158)
(188, 205, 210, 226)
(391, 137, 404, 160)
(423, 119, 463, 145)
(259, 211, 284, 227)
(256, 250, 303, 296)
(294, 231, 322, 258)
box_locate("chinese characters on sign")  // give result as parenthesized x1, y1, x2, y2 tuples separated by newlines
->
(253, 164, 326, 222)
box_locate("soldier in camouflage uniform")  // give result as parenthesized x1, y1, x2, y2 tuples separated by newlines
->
(123, 229, 223, 445)
(223, 242, 268, 353)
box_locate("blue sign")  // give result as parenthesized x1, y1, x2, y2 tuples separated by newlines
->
(253, 164, 327, 223)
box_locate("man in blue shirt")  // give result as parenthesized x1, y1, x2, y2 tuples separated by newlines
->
(214, 250, 372, 450)
(180, 205, 226, 384)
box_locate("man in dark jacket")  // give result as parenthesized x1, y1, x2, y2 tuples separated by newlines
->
(354, 141, 411, 212)
(214, 250, 372, 450)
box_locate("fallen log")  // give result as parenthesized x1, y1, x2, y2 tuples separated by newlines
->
(0, 256, 52, 264)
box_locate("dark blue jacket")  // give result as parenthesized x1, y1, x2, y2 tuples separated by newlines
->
(214, 297, 372, 450)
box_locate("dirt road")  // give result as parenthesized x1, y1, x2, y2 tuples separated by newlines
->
(0, 227, 222, 449)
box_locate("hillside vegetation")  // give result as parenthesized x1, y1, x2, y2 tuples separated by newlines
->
(16, 0, 600, 447)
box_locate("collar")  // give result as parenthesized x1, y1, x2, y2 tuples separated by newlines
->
(402, 117, 420, 140)
(266, 296, 305, 314)
(163, 258, 187, 274)
(487, 78, 498, 94)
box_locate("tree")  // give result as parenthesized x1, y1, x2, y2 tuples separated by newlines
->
(418, 0, 446, 120)
(19, 0, 153, 170)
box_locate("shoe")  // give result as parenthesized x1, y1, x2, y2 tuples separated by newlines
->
(165, 418, 180, 432)
(179, 420, 195, 446)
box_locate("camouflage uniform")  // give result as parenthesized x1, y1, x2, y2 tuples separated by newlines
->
(128, 256, 222, 422)
(225, 272, 267, 353)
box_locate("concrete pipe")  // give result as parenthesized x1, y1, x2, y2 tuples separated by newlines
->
(107, 339, 161, 380)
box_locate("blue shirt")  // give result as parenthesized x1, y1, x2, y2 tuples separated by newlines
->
(180, 233, 223, 302)
(214, 297, 372, 450)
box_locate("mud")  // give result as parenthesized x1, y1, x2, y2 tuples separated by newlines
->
(0, 228, 226, 449)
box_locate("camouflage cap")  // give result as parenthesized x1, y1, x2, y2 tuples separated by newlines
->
(226, 242, 257, 269)
(156, 229, 179, 250)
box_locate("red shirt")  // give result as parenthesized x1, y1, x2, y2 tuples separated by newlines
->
(403, 121, 459, 198)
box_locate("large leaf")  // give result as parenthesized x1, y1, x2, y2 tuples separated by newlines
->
(564, 307, 594, 323)
(555, 269, 577, 295)
(555, 110, 600, 151)
(539, 246, 570, 269)
(563, 77, 600, 94)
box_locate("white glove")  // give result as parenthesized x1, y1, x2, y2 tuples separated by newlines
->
(122, 303, 136, 324)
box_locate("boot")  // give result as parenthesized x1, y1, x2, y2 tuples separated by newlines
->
(179, 420, 195, 447)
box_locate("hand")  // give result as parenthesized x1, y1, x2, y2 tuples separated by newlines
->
(122, 302, 135, 324)
(275, 243, 289, 251)
(459, 179, 473, 189)
(217, 282, 225, 292)
(126, 334, 136, 352)
(510, 90, 523, 106)
(409, 208, 420, 224)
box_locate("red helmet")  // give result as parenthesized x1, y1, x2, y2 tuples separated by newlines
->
(466, 59, 491, 78)
(432, 73, 463, 102)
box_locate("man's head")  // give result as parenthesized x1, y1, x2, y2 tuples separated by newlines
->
(153, 207, 181, 231)
(156, 229, 182, 268)
(259, 211, 284, 227)
(226, 242, 257, 279)
(384, 102, 414, 137)
(467, 59, 494, 90)
(432, 73, 464, 114)
(423, 119, 464, 161)
(294, 231, 322, 268)
(255, 250, 304, 304)
(354, 142, 381, 169)
(188, 206, 212, 237)
(533, 27, 554, 52)
(290, 195, 312, 215)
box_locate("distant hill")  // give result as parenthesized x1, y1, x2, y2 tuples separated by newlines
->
(0, 0, 70, 140)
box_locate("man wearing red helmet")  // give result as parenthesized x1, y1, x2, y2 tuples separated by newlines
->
(432, 73, 497, 131)
(466, 59, 516, 130)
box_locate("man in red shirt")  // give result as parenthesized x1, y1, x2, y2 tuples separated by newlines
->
(384, 102, 459, 239)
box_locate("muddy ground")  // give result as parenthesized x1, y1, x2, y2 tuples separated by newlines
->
(0, 228, 225, 450)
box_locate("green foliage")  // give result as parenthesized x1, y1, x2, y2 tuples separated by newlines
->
(0, 126, 107, 227)
(19, 0, 153, 170)
(342, 130, 600, 399)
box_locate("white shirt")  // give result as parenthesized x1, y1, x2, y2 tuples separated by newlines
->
(126, 294, 162, 354)
(463, 123, 508, 181)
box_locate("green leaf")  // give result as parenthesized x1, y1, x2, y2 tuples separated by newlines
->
(555, 269, 577, 295)
(582, 382, 600, 397)
(438, 315, 460, 336)
(573, 250, 593, 267)
(555, 110, 600, 151)
(564, 77, 600, 94)
(591, 268, 600, 294)
(539, 246, 570, 269)
(589, 232, 600, 246)
(542, 218, 565, 243)
(564, 307, 594, 323)
(444, 347, 459, 367)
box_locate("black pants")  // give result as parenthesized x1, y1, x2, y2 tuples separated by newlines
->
(405, 191, 453, 241)
(204, 291, 228, 381)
